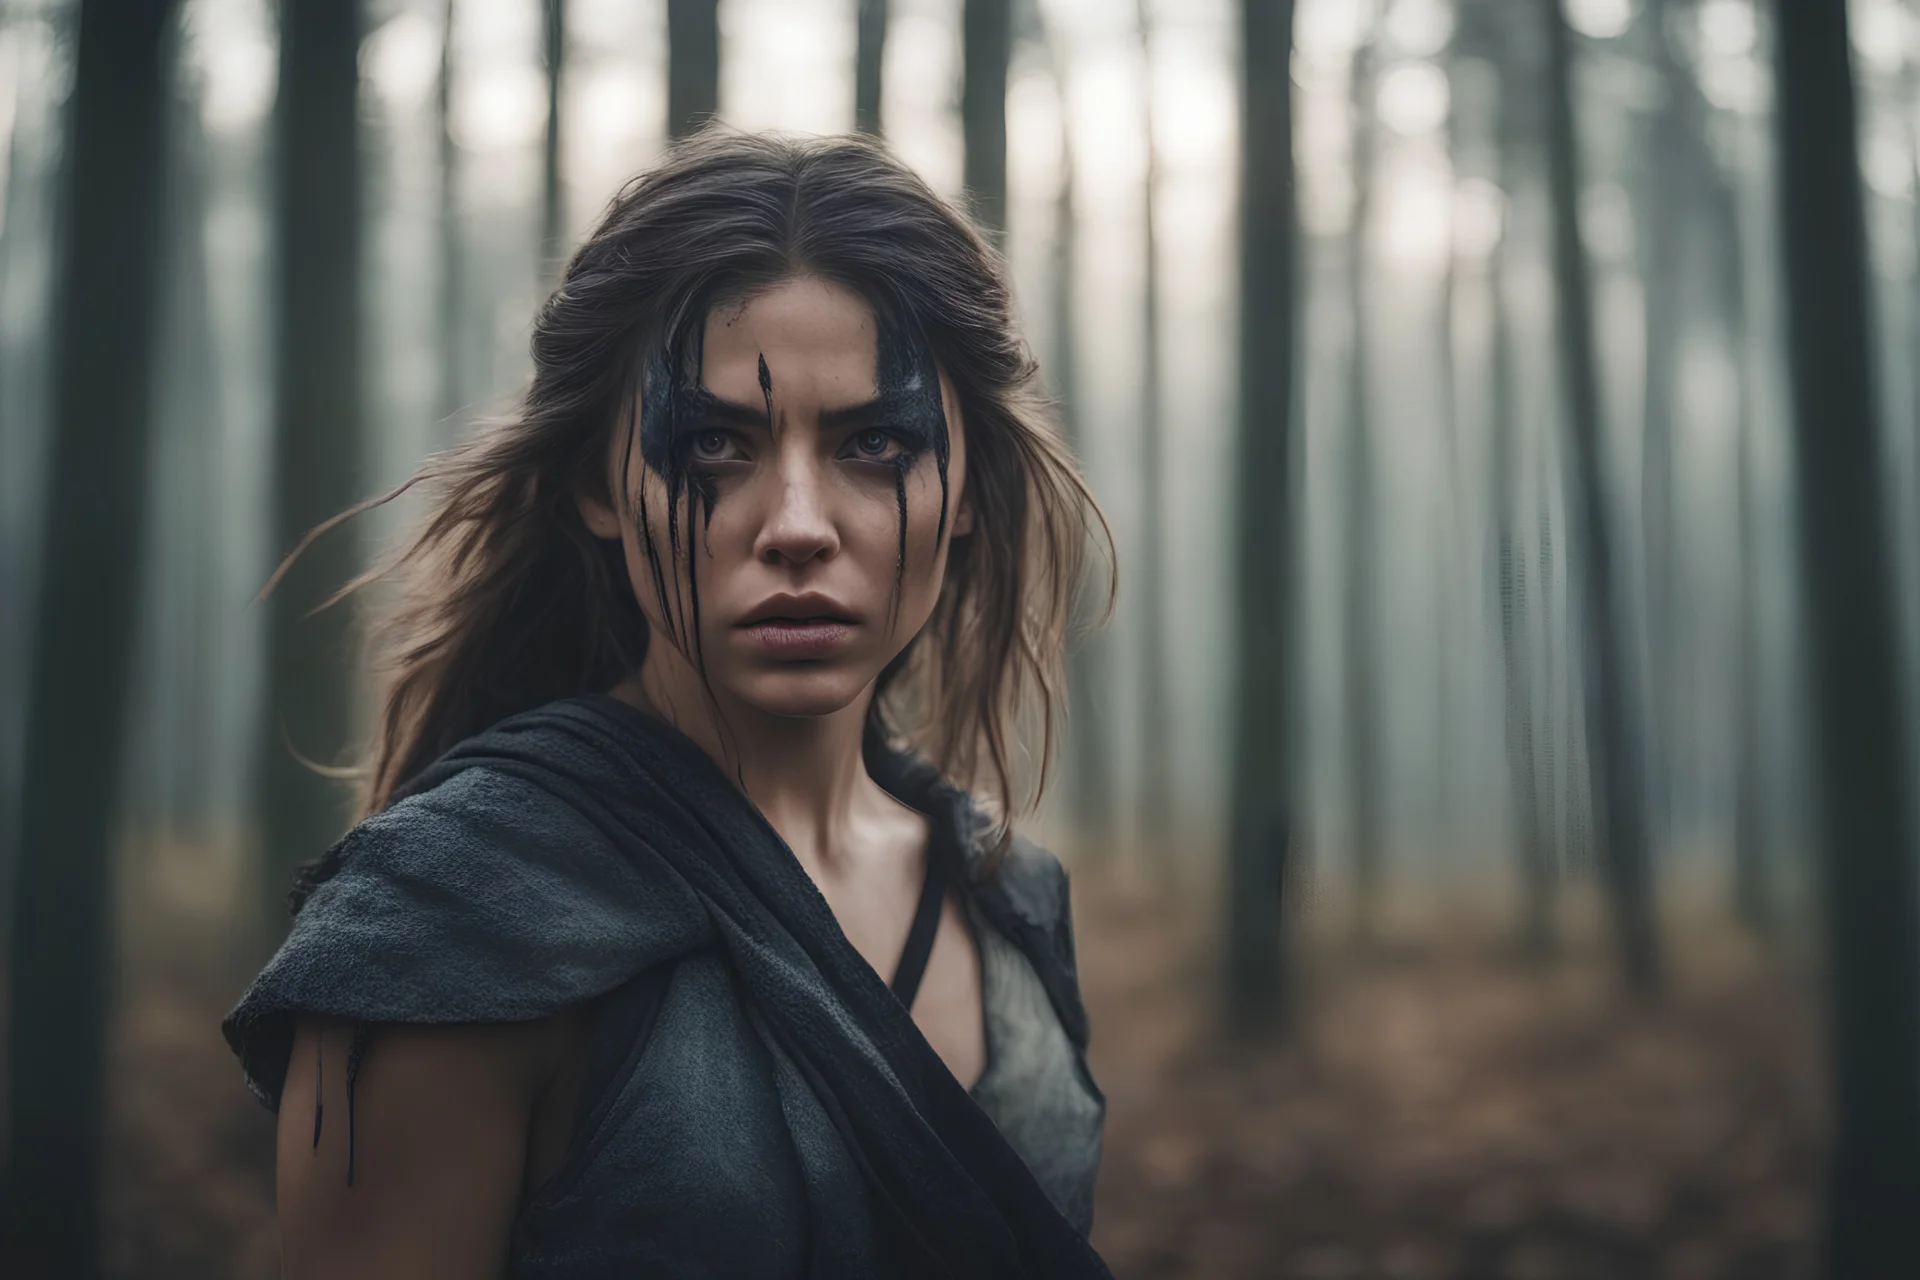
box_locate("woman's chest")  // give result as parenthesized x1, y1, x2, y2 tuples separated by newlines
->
(508, 953, 882, 1278)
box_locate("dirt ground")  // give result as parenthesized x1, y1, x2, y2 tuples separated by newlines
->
(1079, 875, 1823, 1280)
(92, 867, 1823, 1279)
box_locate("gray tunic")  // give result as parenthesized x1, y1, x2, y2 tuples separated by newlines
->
(967, 898, 1106, 1231)
(228, 694, 1108, 1278)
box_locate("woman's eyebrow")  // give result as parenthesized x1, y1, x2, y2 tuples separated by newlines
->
(819, 394, 919, 430)
(694, 395, 772, 429)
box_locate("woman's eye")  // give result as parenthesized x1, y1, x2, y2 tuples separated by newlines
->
(852, 430, 899, 460)
(691, 430, 739, 462)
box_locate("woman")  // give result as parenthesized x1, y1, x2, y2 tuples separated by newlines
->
(224, 130, 1115, 1278)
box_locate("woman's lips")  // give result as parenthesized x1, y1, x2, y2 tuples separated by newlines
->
(737, 619, 855, 658)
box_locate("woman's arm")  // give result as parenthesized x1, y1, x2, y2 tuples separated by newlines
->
(275, 1014, 558, 1279)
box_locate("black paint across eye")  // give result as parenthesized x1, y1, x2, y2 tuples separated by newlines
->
(853, 430, 899, 459)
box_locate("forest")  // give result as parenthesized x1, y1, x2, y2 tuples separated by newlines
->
(3, 0, 1920, 1276)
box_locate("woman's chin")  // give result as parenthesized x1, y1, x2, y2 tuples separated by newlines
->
(727, 667, 872, 721)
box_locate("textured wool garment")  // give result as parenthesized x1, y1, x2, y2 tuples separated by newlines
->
(224, 694, 1110, 1278)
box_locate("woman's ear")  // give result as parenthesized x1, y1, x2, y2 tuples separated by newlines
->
(575, 480, 622, 540)
(952, 496, 975, 538)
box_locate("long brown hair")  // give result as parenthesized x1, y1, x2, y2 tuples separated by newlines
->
(303, 130, 1111, 848)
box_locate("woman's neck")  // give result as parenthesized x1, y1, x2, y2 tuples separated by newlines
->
(608, 655, 903, 878)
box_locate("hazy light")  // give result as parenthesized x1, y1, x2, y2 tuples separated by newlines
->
(570, 0, 653, 48)
(884, 8, 961, 198)
(1850, 0, 1909, 77)
(1696, 0, 1755, 58)
(0, 30, 18, 235)
(190, 0, 277, 136)
(1384, 0, 1455, 58)
(1699, 56, 1765, 114)
(363, 9, 442, 114)
(1580, 182, 1635, 261)
(1007, 67, 1063, 193)
(721, 0, 853, 136)
(1071, 42, 1149, 194)
(1862, 127, 1914, 199)
(453, 63, 548, 150)
(1377, 62, 1451, 137)
(1453, 176, 1507, 259)
(1296, 0, 1370, 68)
(1379, 146, 1454, 265)
(1566, 0, 1635, 40)
(1151, 38, 1235, 172)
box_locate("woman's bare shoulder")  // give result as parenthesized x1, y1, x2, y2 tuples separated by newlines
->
(275, 1009, 592, 1280)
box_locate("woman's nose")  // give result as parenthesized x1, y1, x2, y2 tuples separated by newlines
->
(754, 456, 839, 567)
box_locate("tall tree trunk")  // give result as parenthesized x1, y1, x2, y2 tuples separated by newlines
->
(1773, 2, 1920, 1269)
(437, 0, 463, 434)
(855, 0, 887, 134)
(1135, 0, 1172, 852)
(1637, 0, 1684, 852)
(542, 0, 566, 275)
(1045, 39, 1115, 850)
(667, 0, 720, 140)
(261, 0, 364, 940)
(1344, 40, 1384, 944)
(1698, 142, 1769, 933)
(1492, 200, 1557, 956)
(5, 1, 180, 1268)
(1464, 0, 1556, 956)
(1541, 0, 1662, 997)
(1225, 0, 1297, 1033)
(962, 0, 1011, 240)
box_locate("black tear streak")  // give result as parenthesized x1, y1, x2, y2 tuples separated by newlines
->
(311, 1029, 323, 1150)
(890, 460, 908, 635)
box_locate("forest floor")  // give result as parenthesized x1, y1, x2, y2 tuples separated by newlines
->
(1080, 871, 1824, 1280)
(91, 865, 1823, 1280)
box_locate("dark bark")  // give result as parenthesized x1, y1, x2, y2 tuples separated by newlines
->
(667, 0, 720, 140)
(1541, 0, 1662, 997)
(1344, 41, 1384, 945)
(1772, 2, 1920, 1270)
(1043, 92, 1110, 853)
(1225, 0, 1297, 1034)
(542, 0, 566, 275)
(1463, 0, 1557, 956)
(1044, 40, 1114, 847)
(1492, 209, 1557, 957)
(5, 1, 181, 1268)
(261, 0, 364, 941)
(1136, 0, 1172, 850)
(1696, 142, 1769, 934)
(1637, 0, 1684, 848)
(962, 0, 1012, 239)
(437, 0, 464, 433)
(856, 0, 888, 134)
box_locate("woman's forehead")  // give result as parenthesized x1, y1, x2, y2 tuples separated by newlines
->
(700, 278, 881, 403)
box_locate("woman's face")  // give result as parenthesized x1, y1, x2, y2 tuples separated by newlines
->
(586, 274, 970, 720)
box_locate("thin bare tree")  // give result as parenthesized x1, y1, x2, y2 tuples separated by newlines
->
(259, 0, 365, 940)
(1774, 1, 1920, 1269)
(1225, 0, 1299, 1033)
(856, 0, 888, 134)
(962, 0, 1012, 239)
(6, 0, 181, 1267)
(1541, 0, 1661, 996)
(668, 0, 720, 140)
(1135, 0, 1173, 853)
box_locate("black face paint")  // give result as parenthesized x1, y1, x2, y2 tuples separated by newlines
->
(637, 312, 720, 666)
(633, 302, 951, 650)
(870, 315, 951, 631)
